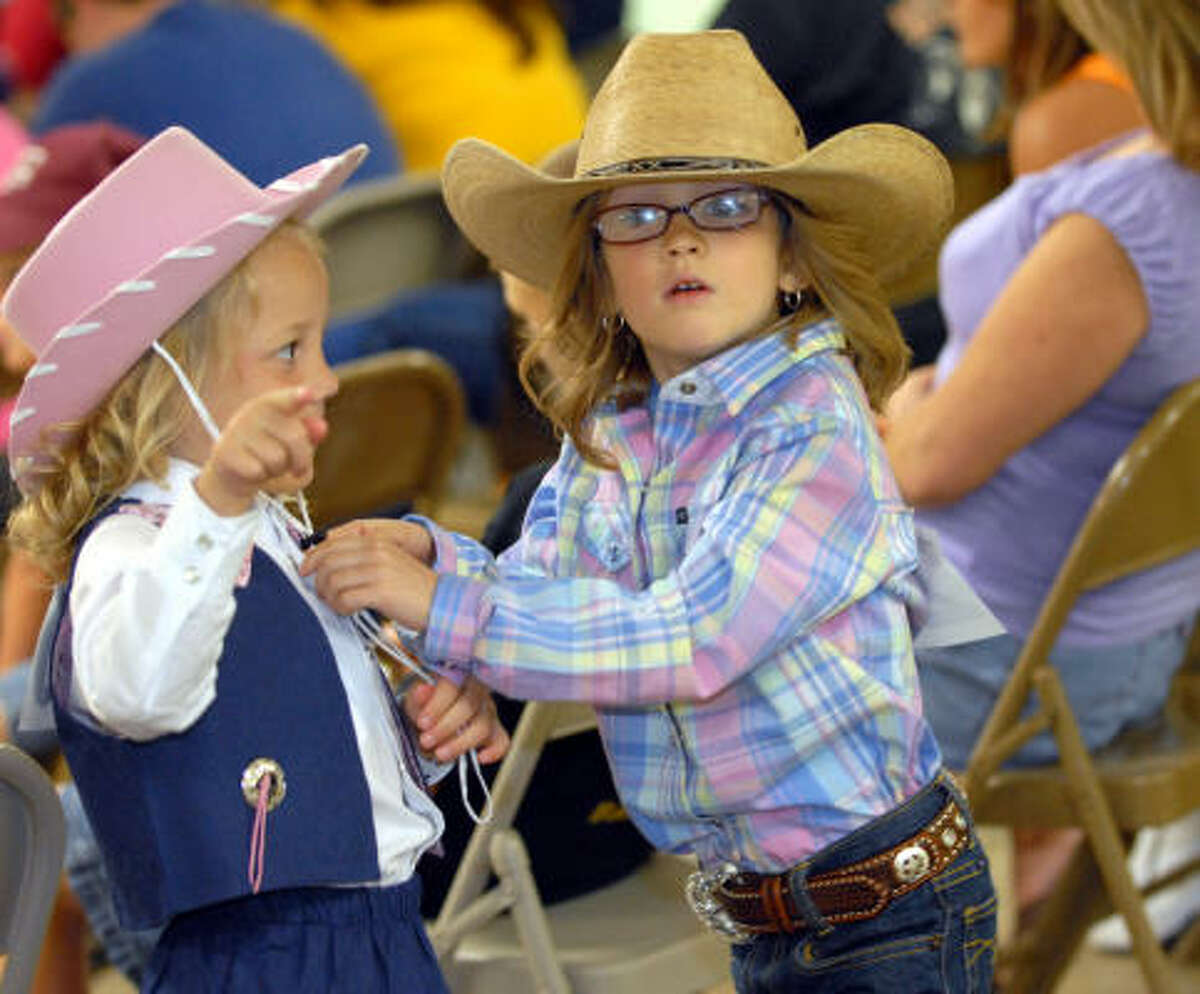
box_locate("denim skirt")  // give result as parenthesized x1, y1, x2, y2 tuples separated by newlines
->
(143, 877, 449, 993)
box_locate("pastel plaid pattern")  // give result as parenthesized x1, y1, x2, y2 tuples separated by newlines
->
(423, 321, 942, 871)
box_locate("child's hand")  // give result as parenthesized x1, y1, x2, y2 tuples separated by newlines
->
(300, 520, 437, 631)
(195, 386, 328, 516)
(404, 676, 510, 764)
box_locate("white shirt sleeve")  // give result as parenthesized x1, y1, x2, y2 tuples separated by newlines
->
(69, 482, 260, 741)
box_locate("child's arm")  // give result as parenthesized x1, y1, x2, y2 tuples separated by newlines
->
(307, 408, 916, 707)
(70, 482, 259, 739)
(70, 387, 328, 740)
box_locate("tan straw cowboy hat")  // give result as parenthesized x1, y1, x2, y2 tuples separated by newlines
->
(442, 30, 953, 293)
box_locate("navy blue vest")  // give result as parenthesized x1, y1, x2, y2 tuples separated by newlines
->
(52, 503, 381, 928)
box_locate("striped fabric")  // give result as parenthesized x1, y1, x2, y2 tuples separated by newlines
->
(423, 321, 942, 872)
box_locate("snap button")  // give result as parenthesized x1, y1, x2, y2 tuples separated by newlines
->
(679, 381, 696, 395)
(892, 844, 931, 883)
(182, 565, 201, 584)
(241, 758, 287, 811)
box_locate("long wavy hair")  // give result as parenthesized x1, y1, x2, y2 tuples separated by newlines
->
(518, 193, 909, 467)
(1056, 0, 1200, 169)
(7, 222, 319, 580)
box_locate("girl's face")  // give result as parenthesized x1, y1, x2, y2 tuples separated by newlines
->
(599, 180, 794, 383)
(949, 0, 1016, 68)
(181, 232, 338, 493)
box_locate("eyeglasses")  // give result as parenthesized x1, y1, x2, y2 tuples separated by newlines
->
(593, 187, 772, 244)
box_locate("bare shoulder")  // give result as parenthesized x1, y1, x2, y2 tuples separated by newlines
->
(1010, 79, 1144, 176)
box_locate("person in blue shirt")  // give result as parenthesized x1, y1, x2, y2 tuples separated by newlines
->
(32, 0, 399, 185)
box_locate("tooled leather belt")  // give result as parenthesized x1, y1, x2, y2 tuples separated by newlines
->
(685, 798, 970, 942)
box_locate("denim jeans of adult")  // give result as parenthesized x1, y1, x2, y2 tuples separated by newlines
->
(729, 774, 996, 994)
(917, 622, 1191, 770)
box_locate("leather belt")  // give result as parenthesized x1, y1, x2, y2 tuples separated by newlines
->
(685, 798, 970, 943)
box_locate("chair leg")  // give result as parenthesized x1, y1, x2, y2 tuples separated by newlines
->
(1170, 914, 1200, 964)
(489, 829, 573, 994)
(1004, 838, 1113, 994)
(1038, 671, 1187, 994)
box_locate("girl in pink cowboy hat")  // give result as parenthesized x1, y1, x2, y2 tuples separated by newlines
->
(304, 29, 996, 994)
(3, 126, 507, 993)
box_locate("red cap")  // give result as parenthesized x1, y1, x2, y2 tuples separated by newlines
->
(0, 121, 146, 254)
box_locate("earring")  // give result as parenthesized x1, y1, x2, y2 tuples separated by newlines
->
(601, 313, 629, 334)
(778, 289, 801, 315)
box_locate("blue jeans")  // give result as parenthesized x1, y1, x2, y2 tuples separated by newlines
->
(730, 774, 996, 994)
(917, 622, 1192, 770)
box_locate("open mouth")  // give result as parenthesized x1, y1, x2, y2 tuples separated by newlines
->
(667, 279, 711, 298)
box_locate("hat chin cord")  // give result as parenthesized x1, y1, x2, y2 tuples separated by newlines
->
(148, 339, 494, 826)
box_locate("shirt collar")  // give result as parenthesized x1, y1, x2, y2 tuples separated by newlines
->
(124, 457, 201, 502)
(655, 318, 847, 418)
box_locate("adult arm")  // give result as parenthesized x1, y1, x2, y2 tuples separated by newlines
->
(1009, 80, 1144, 176)
(886, 211, 1149, 506)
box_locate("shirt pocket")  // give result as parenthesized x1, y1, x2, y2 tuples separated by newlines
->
(580, 500, 633, 574)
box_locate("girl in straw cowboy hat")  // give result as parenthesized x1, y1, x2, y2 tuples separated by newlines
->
(3, 126, 508, 993)
(304, 30, 996, 992)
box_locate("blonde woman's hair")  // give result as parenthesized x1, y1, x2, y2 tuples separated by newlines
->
(1056, 0, 1200, 169)
(8, 222, 321, 580)
(518, 194, 909, 467)
(1006, 0, 1091, 109)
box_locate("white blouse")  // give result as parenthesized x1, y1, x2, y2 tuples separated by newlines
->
(68, 458, 444, 884)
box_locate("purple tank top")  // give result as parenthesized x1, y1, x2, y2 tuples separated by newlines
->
(921, 135, 1200, 646)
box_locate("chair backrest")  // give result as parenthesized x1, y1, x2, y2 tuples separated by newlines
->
(307, 348, 466, 529)
(966, 377, 1200, 789)
(0, 745, 65, 994)
(308, 171, 476, 323)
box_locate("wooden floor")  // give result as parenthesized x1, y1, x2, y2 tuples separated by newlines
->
(89, 944, 1200, 994)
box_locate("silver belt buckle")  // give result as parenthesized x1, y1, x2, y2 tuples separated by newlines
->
(685, 862, 755, 944)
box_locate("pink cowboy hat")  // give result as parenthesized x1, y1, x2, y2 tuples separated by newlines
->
(3, 126, 366, 492)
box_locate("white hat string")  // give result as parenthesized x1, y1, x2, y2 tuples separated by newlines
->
(153, 341, 492, 825)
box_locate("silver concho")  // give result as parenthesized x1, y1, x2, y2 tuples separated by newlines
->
(892, 844, 932, 884)
(685, 862, 754, 944)
(241, 757, 287, 812)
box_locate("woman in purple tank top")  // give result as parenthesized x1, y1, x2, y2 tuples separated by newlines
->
(883, 0, 1200, 933)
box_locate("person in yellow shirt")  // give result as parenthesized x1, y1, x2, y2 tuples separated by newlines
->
(273, 0, 588, 171)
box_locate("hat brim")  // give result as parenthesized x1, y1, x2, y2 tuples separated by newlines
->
(8, 139, 366, 492)
(443, 123, 952, 294)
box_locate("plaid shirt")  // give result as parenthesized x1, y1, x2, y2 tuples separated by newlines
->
(424, 321, 942, 871)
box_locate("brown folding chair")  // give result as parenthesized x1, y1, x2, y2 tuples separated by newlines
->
(307, 348, 466, 529)
(0, 745, 65, 994)
(308, 171, 477, 324)
(428, 700, 729, 994)
(963, 378, 1200, 994)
